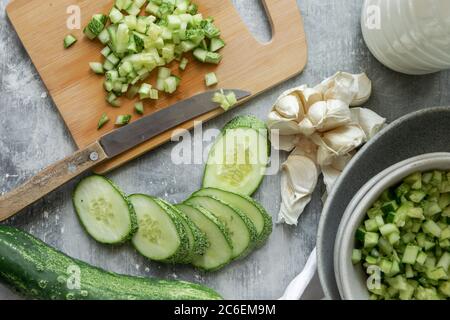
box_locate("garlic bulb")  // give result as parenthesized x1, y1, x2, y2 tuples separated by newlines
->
(267, 71, 385, 226)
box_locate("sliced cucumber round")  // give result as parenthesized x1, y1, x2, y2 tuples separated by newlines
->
(202, 115, 270, 196)
(185, 195, 258, 259)
(176, 204, 233, 271)
(73, 175, 137, 244)
(154, 198, 208, 264)
(192, 188, 273, 246)
(129, 195, 189, 263)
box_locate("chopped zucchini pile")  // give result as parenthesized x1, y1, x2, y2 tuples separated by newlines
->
(82, 0, 225, 114)
(353, 170, 450, 300)
(72, 116, 273, 271)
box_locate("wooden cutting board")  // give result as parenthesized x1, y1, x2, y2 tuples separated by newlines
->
(6, 0, 307, 173)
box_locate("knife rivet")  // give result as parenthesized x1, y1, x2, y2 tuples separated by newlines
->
(89, 152, 99, 162)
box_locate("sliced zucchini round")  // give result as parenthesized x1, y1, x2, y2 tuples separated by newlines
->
(192, 188, 273, 246)
(202, 115, 270, 196)
(129, 195, 189, 263)
(185, 195, 258, 259)
(154, 198, 208, 264)
(73, 175, 137, 244)
(176, 204, 233, 271)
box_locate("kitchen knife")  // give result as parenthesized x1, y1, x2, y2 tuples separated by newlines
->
(0, 89, 251, 222)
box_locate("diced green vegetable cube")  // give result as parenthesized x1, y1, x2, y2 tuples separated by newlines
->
(210, 37, 225, 52)
(388, 232, 400, 245)
(89, 62, 104, 74)
(439, 281, 450, 297)
(423, 201, 442, 217)
(402, 245, 420, 264)
(97, 113, 109, 129)
(64, 34, 77, 48)
(115, 114, 132, 126)
(423, 220, 442, 238)
(351, 249, 362, 264)
(381, 201, 398, 215)
(364, 232, 379, 249)
(379, 223, 399, 236)
(379, 259, 393, 274)
(134, 102, 144, 115)
(204, 72, 218, 87)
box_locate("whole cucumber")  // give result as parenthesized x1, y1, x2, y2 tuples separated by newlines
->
(0, 226, 222, 300)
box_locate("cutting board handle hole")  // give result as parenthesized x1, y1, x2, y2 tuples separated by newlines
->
(231, 0, 272, 44)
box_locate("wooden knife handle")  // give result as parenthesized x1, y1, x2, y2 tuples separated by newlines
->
(0, 142, 108, 222)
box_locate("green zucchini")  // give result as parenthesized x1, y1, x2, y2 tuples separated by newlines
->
(185, 195, 258, 259)
(72, 175, 137, 244)
(176, 204, 233, 271)
(192, 188, 272, 246)
(0, 226, 222, 300)
(202, 115, 270, 196)
(129, 194, 189, 263)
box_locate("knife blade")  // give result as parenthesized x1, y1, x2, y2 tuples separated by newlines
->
(100, 89, 251, 158)
(0, 89, 251, 221)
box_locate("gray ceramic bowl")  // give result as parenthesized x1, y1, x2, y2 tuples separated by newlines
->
(337, 153, 450, 300)
(318, 106, 450, 299)
(332, 153, 450, 296)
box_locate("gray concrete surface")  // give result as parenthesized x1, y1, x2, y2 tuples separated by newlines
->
(1, 0, 450, 300)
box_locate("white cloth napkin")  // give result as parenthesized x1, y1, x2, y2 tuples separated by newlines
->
(279, 247, 324, 300)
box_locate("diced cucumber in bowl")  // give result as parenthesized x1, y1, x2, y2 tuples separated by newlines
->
(192, 188, 272, 246)
(185, 195, 258, 259)
(202, 115, 270, 196)
(176, 204, 233, 271)
(129, 194, 189, 263)
(73, 175, 138, 244)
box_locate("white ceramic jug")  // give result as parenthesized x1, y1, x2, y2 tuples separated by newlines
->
(361, 0, 450, 75)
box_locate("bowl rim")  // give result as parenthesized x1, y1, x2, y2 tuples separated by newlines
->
(338, 153, 450, 300)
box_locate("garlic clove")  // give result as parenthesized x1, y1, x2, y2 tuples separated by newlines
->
(350, 73, 372, 107)
(270, 131, 300, 152)
(306, 99, 352, 133)
(350, 107, 386, 140)
(321, 152, 354, 194)
(306, 101, 327, 127)
(323, 72, 357, 105)
(298, 117, 317, 136)
(274, 95, 300, 119)
(298, 87, 323, 111)
(267, 111, 302, 135)
(321, 125, 366, 155)
(277, 154, 319, 225)
(291, 137, 318, 160)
